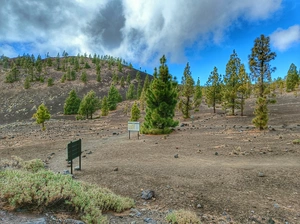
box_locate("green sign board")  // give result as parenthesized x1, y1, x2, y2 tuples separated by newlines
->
(67, 139, 82, 161)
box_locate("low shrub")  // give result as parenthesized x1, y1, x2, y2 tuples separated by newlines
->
(165, 209, 201, 224)
(292, 139, 300, 144)
(0, 158, 134, 223)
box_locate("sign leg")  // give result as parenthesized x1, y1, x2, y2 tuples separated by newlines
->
(71, 159, 73, 175)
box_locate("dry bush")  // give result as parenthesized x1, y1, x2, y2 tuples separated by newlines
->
(166, 209, 201, 224)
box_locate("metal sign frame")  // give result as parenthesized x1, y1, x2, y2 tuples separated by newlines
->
(66, 139, 82, 174)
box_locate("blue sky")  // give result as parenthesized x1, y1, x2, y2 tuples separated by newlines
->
(0, 0, 299, 83)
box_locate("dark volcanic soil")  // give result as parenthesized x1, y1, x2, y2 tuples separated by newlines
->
(1, 93, 300, 223)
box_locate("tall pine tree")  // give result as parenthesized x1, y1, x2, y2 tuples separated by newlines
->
(194, 77, 202, 108)
(78, 90, 99, 119)
(205, 67, 222, 113)
(223, 50, 241, 115)
(64, 89, 81, 115)
(141, 55, 178, 134)
(237, 64, 251, 116)
(286, 63, 298, 92)
(249, 34, 276, 130)
(180, 62, 194, 118)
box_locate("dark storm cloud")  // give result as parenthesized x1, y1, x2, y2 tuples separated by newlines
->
(85, 0, 125, 49)
(0, 0, 283, 63)
(0, 0, 79, 36)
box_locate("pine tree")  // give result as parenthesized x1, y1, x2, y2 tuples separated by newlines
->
(249, 34, 276, 130)
(223, 50, 241, 115)
(136, 81, 142, 99)
(64, 89, 81, 115)
(194, 77, 202, 108)
(33, 103, 51, 131)
(136, 71, 141, 81)
(205, 67, 222, 113)
(74, 58, 80, 71)
(141, 55, 179, 134)
(139, 89, 146, 111)
(81, 71, 87, 84)
(47, 78, 54, 87)
(78, 90, 99, 119)
(180, 62, 194, 118)
(24, 76, 30, 89)
(71, 69, 76, 80)
(237, 64, 251, 116)
(96, 64, 101, 75)
(112, 71, 118, 85)
(96, 73, 101, 82)
(61, 74, 66, 83)
(126, 73, 131, 84)
(5, 63, 19, 83)
(101, 96, 109, 116)
(107, 85, 122, 110)
(143, 75, 150, 91)
(286, 63, 298, 92)
(130, 101, 141, 121)
(126, 83, 136, 100)
(120, 76, 125, 87)
(118, 60, 122, 72)
(252, 97, 268, 130)
(84, 62, 91, 69)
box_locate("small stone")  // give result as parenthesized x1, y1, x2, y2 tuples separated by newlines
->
(144, 218, 156, 223)
(141, 190, 155, 200)
(114, 167, 118, 171)
(274, 203, 280, 208)
(86, 151, 92, 154)
(197, 204, 202, 208)
(258, 172, 265, 177)
(74, 166, 80, 171)
(63, 170, 70, 175)
(268, 218, 275, 224)
(174, 154, 179, 158)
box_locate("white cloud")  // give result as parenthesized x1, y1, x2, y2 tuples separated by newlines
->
(0, 0, 282, 64)
(270, 25, 300, 51)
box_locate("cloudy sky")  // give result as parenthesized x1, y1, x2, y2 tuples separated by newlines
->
(0, 0, 299, 82)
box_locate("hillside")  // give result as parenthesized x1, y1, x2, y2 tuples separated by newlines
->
(0, 56, 150, 124)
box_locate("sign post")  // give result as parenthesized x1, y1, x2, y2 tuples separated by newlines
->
(66, 139, 82, 174)
(128, 121, 140, 139)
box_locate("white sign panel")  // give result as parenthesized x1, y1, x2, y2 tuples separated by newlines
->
(128, 121, 140, 132)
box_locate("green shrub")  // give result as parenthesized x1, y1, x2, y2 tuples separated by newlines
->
(292, 139, 300, 144)
(0, 163, 134, 223)
(23, 159, 45, 172)
(166, 210, 201, 224)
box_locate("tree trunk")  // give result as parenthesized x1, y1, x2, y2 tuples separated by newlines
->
(241, 95, 244, 116)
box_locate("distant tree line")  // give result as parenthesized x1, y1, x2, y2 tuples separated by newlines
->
(2, 34, 300, 132)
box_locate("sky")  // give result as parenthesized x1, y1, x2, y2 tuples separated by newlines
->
(0, 0, 299, 83)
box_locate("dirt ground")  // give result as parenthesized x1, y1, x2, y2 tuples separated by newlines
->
(1, 93, 300, 223)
